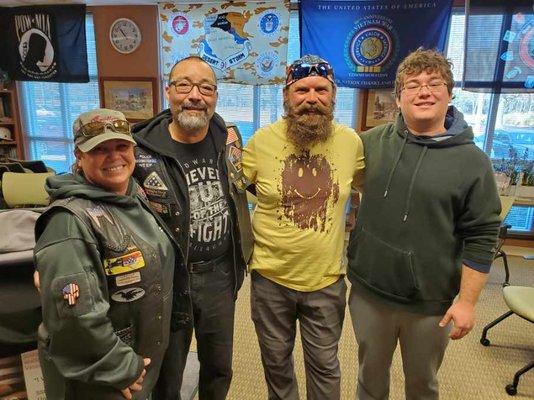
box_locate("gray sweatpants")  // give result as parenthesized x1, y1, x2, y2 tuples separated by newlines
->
(349, 286, 451, 400)
(251, 271, 346, 400)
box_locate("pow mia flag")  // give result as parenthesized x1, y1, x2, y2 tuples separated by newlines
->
(0, 4, 88, 82)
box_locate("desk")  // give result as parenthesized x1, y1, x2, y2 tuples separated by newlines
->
(500, 196, 534, 238)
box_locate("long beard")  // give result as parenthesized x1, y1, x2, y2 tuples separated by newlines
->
(172, 103, 209, 132)
(285, 102, 334, 150)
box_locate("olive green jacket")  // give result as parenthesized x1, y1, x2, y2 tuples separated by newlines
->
(34, 174, 175, 399)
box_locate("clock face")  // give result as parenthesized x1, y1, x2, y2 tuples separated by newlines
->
(109, 18, 141, 54)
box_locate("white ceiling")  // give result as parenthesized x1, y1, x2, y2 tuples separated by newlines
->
(1, 0, 158, 5)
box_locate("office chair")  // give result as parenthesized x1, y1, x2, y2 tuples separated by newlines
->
(480, 285, 534, 395)
(6, 159, 49, 173)
(0, 162, 26, 173)
(497, 196, 515, 286)
(0, 209, 42, 358)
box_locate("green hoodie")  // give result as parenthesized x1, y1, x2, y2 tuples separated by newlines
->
(347, 107, 501, 315)
(35, 173, 175, 399)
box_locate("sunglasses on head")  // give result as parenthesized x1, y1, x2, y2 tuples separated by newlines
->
(76, 120, 131, 138)
(286, 62, 334, 86)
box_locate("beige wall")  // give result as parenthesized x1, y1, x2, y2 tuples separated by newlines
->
(89, 5, 161, 111)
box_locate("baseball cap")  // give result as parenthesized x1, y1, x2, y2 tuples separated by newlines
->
(286, 54, 335, 86)
(73, 108, 136, 152)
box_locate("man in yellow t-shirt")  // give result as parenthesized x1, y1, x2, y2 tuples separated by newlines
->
(242, 55, 365, 400)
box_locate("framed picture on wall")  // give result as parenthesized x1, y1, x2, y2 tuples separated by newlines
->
(361, 89, 398, 131)
(100, 77, 157, 121)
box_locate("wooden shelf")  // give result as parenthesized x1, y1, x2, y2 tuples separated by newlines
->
(0, 85, 23, 159)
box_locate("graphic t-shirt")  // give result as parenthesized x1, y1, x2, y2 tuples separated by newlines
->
(172, 130, 231, 262)
(242, 119, 365, 291)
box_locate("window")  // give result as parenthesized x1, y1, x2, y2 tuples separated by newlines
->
(447, 11, 534, 161)
(161, 10, 359, 145)
(446, 10, 534, 236)
(20, 14, 99, 173)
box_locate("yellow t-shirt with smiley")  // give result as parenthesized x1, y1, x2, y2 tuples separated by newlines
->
(242, 119, 365, 291)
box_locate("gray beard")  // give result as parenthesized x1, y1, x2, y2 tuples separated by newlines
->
(174, 110, 209, 132)
(285, 110, 334, 150)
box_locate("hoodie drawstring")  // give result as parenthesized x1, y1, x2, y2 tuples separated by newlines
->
(403, 146, 427, 222)
(383, 135, 408, 198)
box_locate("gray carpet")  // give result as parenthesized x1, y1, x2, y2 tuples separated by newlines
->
(217, 254, 534, 399)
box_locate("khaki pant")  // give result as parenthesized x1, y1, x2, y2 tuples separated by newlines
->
(349, 286, 451, 400)
(251, 271, 346, 400)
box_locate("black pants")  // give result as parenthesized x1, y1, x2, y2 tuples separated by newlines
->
(154, 256, 236, 400)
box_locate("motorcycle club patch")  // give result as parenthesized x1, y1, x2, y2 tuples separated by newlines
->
(229, 145, 242, 172)
(111, 287, 146, 303)
(115, 271, 142, 287)
(149, 201, 169, 215)
(86, 206, 114, 228)
(62, 283, 80, 306)
(143, 171, 169, 198)
(103, 250, 145, 276)
(137, 153, 158, 168)
(226, 126, 239, 145)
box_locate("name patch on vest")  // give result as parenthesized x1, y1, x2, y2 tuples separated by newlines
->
(115, 271, 142, 287)
(104, 250, 145, 276)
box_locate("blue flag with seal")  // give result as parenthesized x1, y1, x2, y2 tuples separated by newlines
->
(300, 0, 453, 88)
(463, 0, 534, 93)
(0, 4, 88, 82)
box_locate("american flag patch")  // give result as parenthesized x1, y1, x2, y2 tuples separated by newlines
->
(62, 283, 80, 306)
(226, 126, 239, 145)
(144, 171, 168, 191)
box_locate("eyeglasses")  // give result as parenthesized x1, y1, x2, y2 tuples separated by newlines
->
(169, 80, 217, 96)
(76, 120, 131, 138)
(286, 62, 334, 86)
(401, 81, 447, 95)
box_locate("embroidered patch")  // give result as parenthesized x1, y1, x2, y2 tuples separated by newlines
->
(144, 171, 169, 198)
(103, 250, 145, 276)
(137, 185, 148, 201)
(115, 271, 142, 287)
(149, 201, 169, 215)
(115, 325, 135, 347)
(229, 145, 242, 172)
(111, 287, 146, 303)
(62, 283, 80, 306)
(226, 127, 239, 145)
(144, 171, 168, 191)
(86, 206, 114, 228)
(137, 154, 158, 168)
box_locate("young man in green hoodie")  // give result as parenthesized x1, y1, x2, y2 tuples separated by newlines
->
(347, 49, 501, 400)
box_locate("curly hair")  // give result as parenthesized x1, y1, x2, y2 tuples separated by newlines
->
(394, 48, 454, 98)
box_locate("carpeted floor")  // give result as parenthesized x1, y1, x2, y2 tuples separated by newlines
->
(191, 251, 534, 399)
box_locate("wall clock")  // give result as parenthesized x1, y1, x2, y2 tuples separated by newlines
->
(109, 18, 142, 54)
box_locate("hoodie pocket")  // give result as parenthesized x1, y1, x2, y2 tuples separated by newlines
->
(351, 228, 419, 302)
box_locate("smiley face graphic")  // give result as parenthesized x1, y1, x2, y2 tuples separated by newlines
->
(280, 152, 339, 232)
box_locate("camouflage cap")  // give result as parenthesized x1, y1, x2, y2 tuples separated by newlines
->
(73, 108, 136, 152)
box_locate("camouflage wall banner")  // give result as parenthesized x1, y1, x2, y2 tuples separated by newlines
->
(159, 1, 290, 85)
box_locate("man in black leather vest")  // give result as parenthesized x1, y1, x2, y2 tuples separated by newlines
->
(132, 56, 253, 400)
